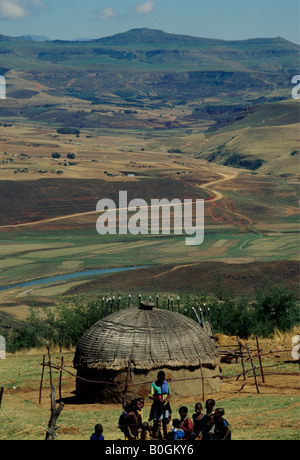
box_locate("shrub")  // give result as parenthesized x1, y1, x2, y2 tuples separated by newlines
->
(4, 283, 299, 351)
(253, 282, 299, 337)
(57, 128, 80, 136)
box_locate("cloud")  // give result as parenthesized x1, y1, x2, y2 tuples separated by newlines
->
(0, 0, 45, 20)
(135, 0, 156, 15)
(97, 6, 117, 20)
(0, 1, 26, 19)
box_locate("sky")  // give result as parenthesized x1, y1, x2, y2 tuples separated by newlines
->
(0, 0, 299, 44)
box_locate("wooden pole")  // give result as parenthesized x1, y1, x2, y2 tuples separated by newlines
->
(199, 361, 205, 402)
(123, 361, 131, 409)
(0, 387, 4, 410)
(246, 343, 260, 394)
(105, 299, 109, 316)
(256, 336, 265, 383)
(236, 337, 246, 381)
(199, 308, 205, 328)
(192, 307, 201, 325)
(45, 387, 64, 440)
(39, 355, 46, 404)
(59, 356, 64, 402)
(110, 296, 115, 314)
(205, 305, 216, 341)
(177, 296, 181, 314)
(47, 344, 53, 390)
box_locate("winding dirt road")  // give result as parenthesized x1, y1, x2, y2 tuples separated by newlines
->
(0, 172, 236, 229)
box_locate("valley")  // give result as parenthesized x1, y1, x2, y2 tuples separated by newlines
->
(0, 28, 298, 326)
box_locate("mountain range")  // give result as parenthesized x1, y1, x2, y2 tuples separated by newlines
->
(0, 28, 298, 106)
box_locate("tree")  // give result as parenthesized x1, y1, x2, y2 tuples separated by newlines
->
(57, 128, 80, 136)
(254, 282, 299, 337)
(67, 153, 76, 160)
(52, 152, 61, 159)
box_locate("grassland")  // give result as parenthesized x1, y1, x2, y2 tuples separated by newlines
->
(0, 330, 299, 441)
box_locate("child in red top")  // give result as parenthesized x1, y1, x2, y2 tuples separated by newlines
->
(179, 406, 193, 440)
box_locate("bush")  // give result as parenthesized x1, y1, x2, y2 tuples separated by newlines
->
(4, 283, 299, 352)
(57, 128, 80, 136)
(253, 282, 299, 337)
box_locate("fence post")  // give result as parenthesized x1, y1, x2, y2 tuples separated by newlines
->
(39, 355, 46, 404)
(199, 360, 205, 402)
(256, 336, 265, 383)
(47, 344, 53, 390)
(246, 343, 260, 394)
(59, 356, 64, 401)
(236, 336, 246, 381)
(45, 387, 64, 440)
(123, 361, 131, 409)
(0, 387, 4, 409)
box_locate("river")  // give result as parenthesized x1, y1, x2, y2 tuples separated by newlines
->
(0, 266, 148, 292)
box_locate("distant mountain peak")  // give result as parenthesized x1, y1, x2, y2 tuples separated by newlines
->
(93, 27, 223, 46)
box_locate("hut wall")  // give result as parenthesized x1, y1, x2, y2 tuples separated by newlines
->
(75, 365, 221, 404)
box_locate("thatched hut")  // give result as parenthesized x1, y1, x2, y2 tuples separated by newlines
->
(73, 302, 221, 403)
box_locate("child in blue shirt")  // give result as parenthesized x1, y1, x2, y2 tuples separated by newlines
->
(90, 423, 104, 440)
(172, 419, 185, 440)
(213, 409, 231, 440)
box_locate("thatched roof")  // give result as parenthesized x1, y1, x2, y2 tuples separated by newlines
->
(74, 305, 219, 372)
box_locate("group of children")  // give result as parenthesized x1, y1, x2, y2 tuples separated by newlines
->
(90, 398, 231, 441)
(90, 371, 231, 441)
(169, 401, 231, 441)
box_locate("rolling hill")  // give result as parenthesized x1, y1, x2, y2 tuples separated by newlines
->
(195, 100, 300, 175)
(0, 28, 298, 107)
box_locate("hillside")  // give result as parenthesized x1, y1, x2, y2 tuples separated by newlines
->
(194, 100, 300, 175)
(0, 28, 298, 296)
(0, 28, 298, 108)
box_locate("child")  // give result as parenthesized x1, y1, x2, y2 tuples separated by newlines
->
(190, 402, 208, 440)
(125, 399, 140, 440)
(149, 371, 172, 440)
(118, 403, 130, 438)
(205, 399, 216, 415)
(179, 406, 193, 440)
(213, 408, 231, 440)
(203, 414, 215, 440)
(137, 397, 145, 425)
(172, 418, 185, 440)
(90, 423, 104, 440)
